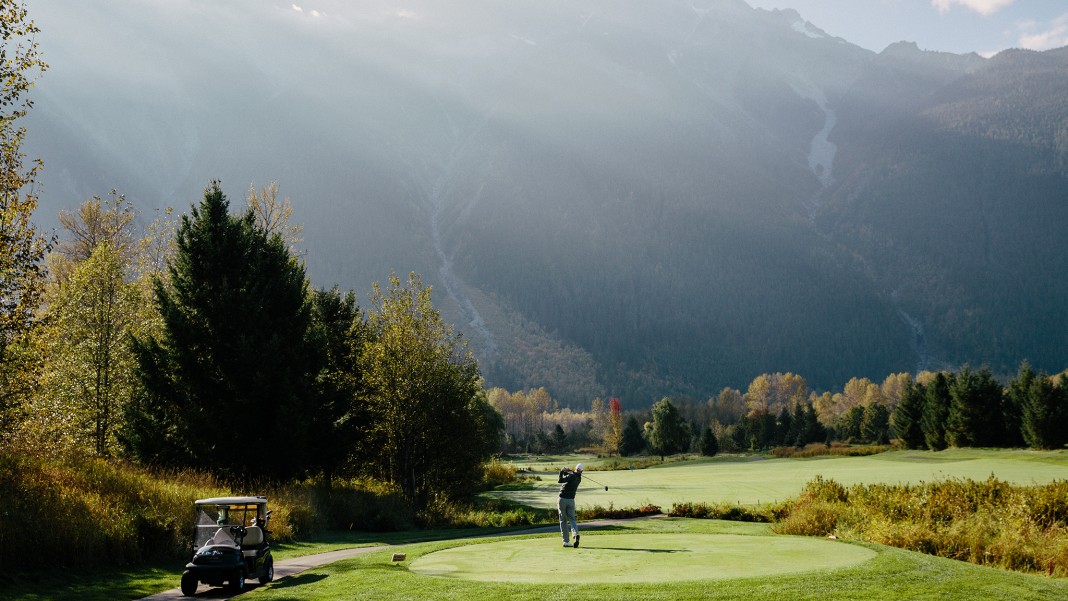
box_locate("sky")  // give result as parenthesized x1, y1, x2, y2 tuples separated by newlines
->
(746, 0, 1068, 56)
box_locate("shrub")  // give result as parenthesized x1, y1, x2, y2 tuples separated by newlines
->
(669, 501, 775, 522)
(772, 475, 1068, 577)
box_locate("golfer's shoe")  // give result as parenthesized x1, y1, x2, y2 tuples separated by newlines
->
(573, 534, 580, 548)
(562, 542, 573, 547)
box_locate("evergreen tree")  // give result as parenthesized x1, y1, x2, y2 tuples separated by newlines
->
(306, 286, 366, 484)
(893, 379, 927, 449)
(861, 403, 891, 444)
(550, 423, 568, 453)
(648, 397, 689, 459)
(922, 372, 951, 451)
(776, 405, 793, 448)
(838, 405, 865, 442)
(1019, 372, 1068, 450)
(946, 366, 1004, 448)
(1002, 362, 1032, 448)
(619, 415, 646, 456)
(130, 182, 315, 482)
(799, 402, 826, 446)
(699, 426, 719, 457)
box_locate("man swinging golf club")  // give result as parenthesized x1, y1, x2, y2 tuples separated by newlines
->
(558, 463, 583, 548)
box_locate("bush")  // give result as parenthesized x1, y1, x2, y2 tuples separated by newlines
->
(770, 443, 894, 459)
(578, 503, 662, 520)
(669, 501, 777, 523)
(773, 475, 1068, 576)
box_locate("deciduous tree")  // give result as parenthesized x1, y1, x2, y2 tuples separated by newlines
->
(36, 242, 145, 456)
(0, 0, 49, 433)
(358, 272, 494, 506)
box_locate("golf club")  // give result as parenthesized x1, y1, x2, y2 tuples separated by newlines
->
(582, 473, 609, 491)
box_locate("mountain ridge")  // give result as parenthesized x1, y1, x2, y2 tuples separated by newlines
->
(24, 1, 1068, 406)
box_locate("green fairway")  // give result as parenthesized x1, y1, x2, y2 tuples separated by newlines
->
(491, 449, 1068, 510)
(410, 532, 876, 583)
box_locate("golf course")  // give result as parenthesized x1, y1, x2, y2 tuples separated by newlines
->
(242, 518, 1068, 601)
(9, 449, 1068, 600)
(487, 449, 1068, 510)
(201, 450, 1068, 599)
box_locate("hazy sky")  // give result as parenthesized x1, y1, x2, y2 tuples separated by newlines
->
(747, 0, 1068, 56)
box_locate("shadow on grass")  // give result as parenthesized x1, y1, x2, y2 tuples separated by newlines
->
(587, 547, 690, 553)
(268, 573, 330, 589)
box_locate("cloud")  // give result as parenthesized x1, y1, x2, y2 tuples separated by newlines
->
(931, 0, 1013, 16)
(1016, 13, 1068, 51)
(291, 4, 322, 18)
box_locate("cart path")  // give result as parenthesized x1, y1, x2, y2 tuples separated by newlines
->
(138, 516, 663, 600)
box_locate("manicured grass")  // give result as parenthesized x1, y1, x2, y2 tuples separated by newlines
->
(243, 518, 1068, 601)
(410, 532, 876, 582)
(488, 449, 1068, 510)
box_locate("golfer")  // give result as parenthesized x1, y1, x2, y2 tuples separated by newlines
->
(558, 463, 583, 547)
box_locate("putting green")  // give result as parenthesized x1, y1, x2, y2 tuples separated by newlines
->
(409, 533, 876, 583)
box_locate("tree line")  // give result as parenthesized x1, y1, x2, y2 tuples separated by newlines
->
(3, 181, 502, 508)
(487, 366, 1068, 458)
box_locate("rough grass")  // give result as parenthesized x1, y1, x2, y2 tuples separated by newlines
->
(773, 475, 1068, 576)
(770, 443, 895, 458)
(0, 449, 224, 572)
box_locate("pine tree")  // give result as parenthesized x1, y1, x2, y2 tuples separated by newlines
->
(1003, 362, 1033, 448)
(550, 423, 568, 453)
(699, 426, 719, 457)
(1019, 371, 1068, 450)
(922, 372, 951, 451)
(130, 182, 315, 482)
(619, 415, 646, 456)
(893, 379, 927, 449)
(800, 402, 826, 446)
(947, 366, 1004, 448)
(306, 286, 366, 485)
(861, 403, 891, 444)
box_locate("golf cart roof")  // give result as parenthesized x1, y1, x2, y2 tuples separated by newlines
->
(194, 496, 267, 507)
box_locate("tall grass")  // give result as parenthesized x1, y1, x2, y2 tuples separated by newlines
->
(0, 447, 422, 573)
(774, 475, 1068, 576)
(0, 448, 225, 571)
(769, 443, 895, 459)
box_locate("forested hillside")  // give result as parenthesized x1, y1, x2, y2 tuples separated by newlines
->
(24, 0, 1068, 406)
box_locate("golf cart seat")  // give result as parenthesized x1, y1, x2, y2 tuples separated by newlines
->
(242, 526, 264, 547)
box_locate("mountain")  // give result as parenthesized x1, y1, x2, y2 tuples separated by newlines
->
(24, 0, 1068, 406)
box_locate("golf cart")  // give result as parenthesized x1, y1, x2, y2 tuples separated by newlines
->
(180, 496, 274, 596)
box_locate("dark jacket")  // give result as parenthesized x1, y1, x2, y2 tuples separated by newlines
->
(558, 469, 581, 499)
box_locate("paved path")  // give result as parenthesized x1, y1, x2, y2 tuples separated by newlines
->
(139, 518, 658, 599)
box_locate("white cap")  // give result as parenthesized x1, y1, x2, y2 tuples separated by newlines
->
(575, 463, 584, 472)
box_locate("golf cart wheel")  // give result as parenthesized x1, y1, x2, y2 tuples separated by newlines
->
(229, 570, 245, 592)
(180, 571, 198, 596)
(259, 557, 274, 584)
